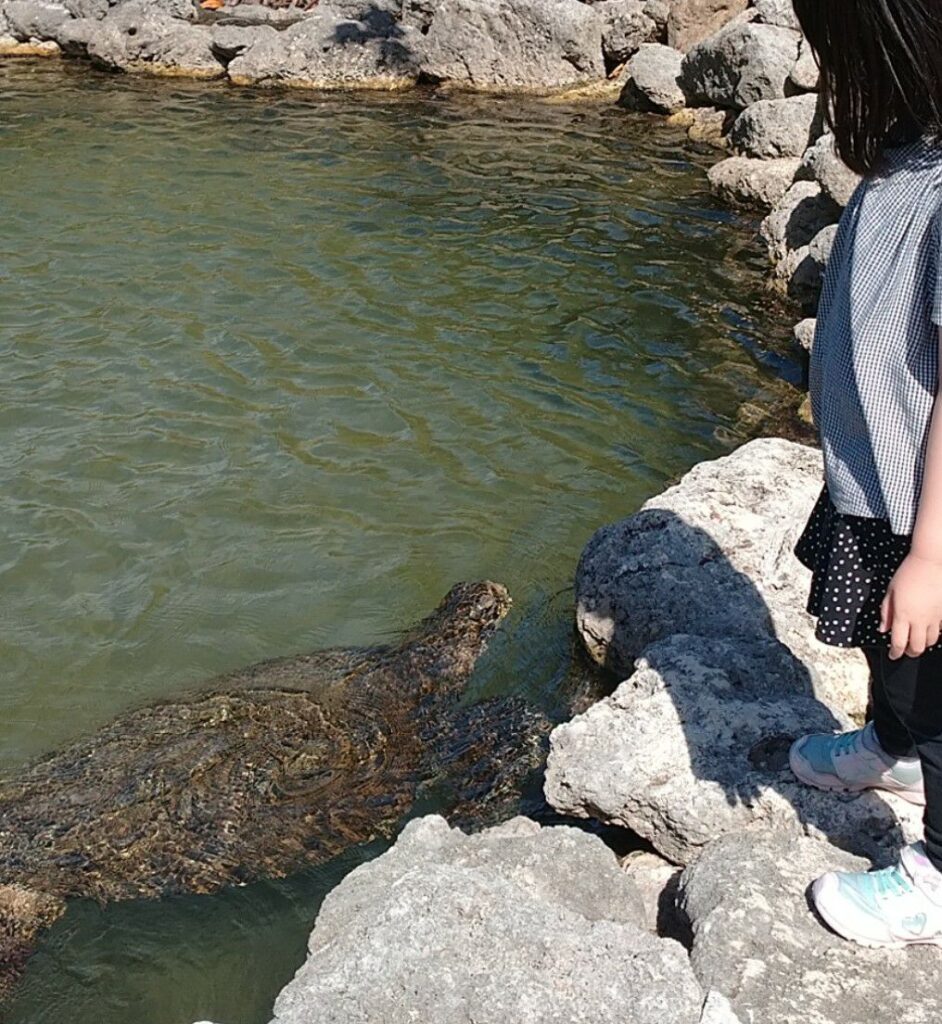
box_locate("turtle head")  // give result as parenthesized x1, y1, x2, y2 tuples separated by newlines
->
(401, 581, 511, 692)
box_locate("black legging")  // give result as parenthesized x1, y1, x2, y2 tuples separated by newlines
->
(866, 645, 942, 871)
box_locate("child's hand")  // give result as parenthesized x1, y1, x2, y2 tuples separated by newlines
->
(880, 553, 942, 659)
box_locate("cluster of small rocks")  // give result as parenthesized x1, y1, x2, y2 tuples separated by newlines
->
(0, 0, 692, 95)
(618, 0, 861, 342)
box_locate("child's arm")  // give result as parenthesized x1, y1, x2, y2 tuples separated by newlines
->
(880, 328, 942, 658)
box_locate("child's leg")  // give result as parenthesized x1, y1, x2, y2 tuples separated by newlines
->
(864, 645, 920, 759)
(866, 646, 942, 870)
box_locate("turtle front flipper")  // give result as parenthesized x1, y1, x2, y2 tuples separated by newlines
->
(0, 885, 66, 1001)
(422, 696, 552, 830)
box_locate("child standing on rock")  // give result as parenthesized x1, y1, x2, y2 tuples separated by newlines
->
(786, 0, 942, 947)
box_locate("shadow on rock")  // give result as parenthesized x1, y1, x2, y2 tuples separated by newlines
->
(545, 460, 919, 869)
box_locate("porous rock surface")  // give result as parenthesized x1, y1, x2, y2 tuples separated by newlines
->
(544, 632, 920, 865)
(797, 131, 861, 207)
(619, 41, 685, 114)
(665, 0, 748, 53)
(794, 316, 815, 351)
(597, 0, 657, 66)
(267, 815, 705, 1024)
(680, 21, 800, 109)
(680, 829, 942, 1024)
(418, 0, 606, 92)
(226, 4, 421, 89)
(572, 437, 869, 717)
(707, 153, 800, 208)
(74, 0, 223, 76)
(728, 92, 821, 158)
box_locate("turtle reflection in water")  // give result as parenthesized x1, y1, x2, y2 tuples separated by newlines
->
(0, 581, 550, 997)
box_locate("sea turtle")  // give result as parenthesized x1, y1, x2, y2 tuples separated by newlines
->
(0, 581, 550, 999)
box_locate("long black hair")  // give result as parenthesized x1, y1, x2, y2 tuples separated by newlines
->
(792, 0, 942, 175)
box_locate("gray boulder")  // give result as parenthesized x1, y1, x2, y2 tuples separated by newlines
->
(763, 180, 841, 305)
(60, 0, 117, 18)
(597, 0, 656, 66)
(619, 849, 684, 938)
(2, 0, 70, 41)
(680, 830, 942, 1024)
(227, 5, 421, 88)
(85, 1, 222, 76)
(666, 0, 748, 52)
(698, 992, 743, 1024)
(50, 12, 96, 52)
(761, 178, 841, 265)
(798, 131, 860, 206)
(210, 22, 275, 63)
(269, 815, 705, 1024)
(707, 154, 800, 208)
(418, 0, 606, 92)
(794, 316, 816, 351)
(789, 33, 818, 91)
(642, 0, 667, 37)
(777, 220, 837, 306)
(619, 41, 685, 113)
(729, 93, 822, 158)
(545, 633, 920, 865)
(573, 437, 869, 718)
(680, 21, 801, 109)
(751, 0, 799, 30)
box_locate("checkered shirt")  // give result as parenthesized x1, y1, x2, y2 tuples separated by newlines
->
(809, 136, 942, 536)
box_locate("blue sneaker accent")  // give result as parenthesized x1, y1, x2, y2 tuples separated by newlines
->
(813, 844, 942, 947)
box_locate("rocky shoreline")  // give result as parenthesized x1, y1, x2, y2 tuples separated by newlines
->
(198, 441, 927, 1024)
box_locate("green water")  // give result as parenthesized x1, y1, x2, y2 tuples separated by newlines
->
(0, 60, 799, 1024)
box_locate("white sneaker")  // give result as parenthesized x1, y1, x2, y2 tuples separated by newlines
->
(813, 843, 942, 948)
(789, 722, 926, 806)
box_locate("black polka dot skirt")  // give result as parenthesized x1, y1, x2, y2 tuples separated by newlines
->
(794, 485, 923, 650)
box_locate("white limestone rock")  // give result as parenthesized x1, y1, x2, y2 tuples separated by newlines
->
(751, 0, 798, 30)
(84, 0, 222, 77)
(417, 0, 607, 92)
(619, 41, 686, 113)
(227, 3, 421, 88)
(797, 131, 861, 207)
(545, 633, 920, 865)
(789, 33, 818, 91)
(728, 93, 822, 158)
(680, 829, 942, 1024)
(794, 316, 816, 351)
(573, 438, 869, 717)
(597, 0, 657, 66)
(707, 154, 800, 209)
(761, 178, 841, 267)
(269, 815, 705, 1024)
(680, 20, 801, 109)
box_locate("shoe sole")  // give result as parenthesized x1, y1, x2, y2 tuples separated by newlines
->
(788, 740, 927, 807)
(813, 876, 942, 949)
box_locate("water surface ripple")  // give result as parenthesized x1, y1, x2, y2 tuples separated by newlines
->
(0, 62, 797, 1024)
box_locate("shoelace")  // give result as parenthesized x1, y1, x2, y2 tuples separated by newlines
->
(832, 728, 865, 759)
(873, 865, 913, 899)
